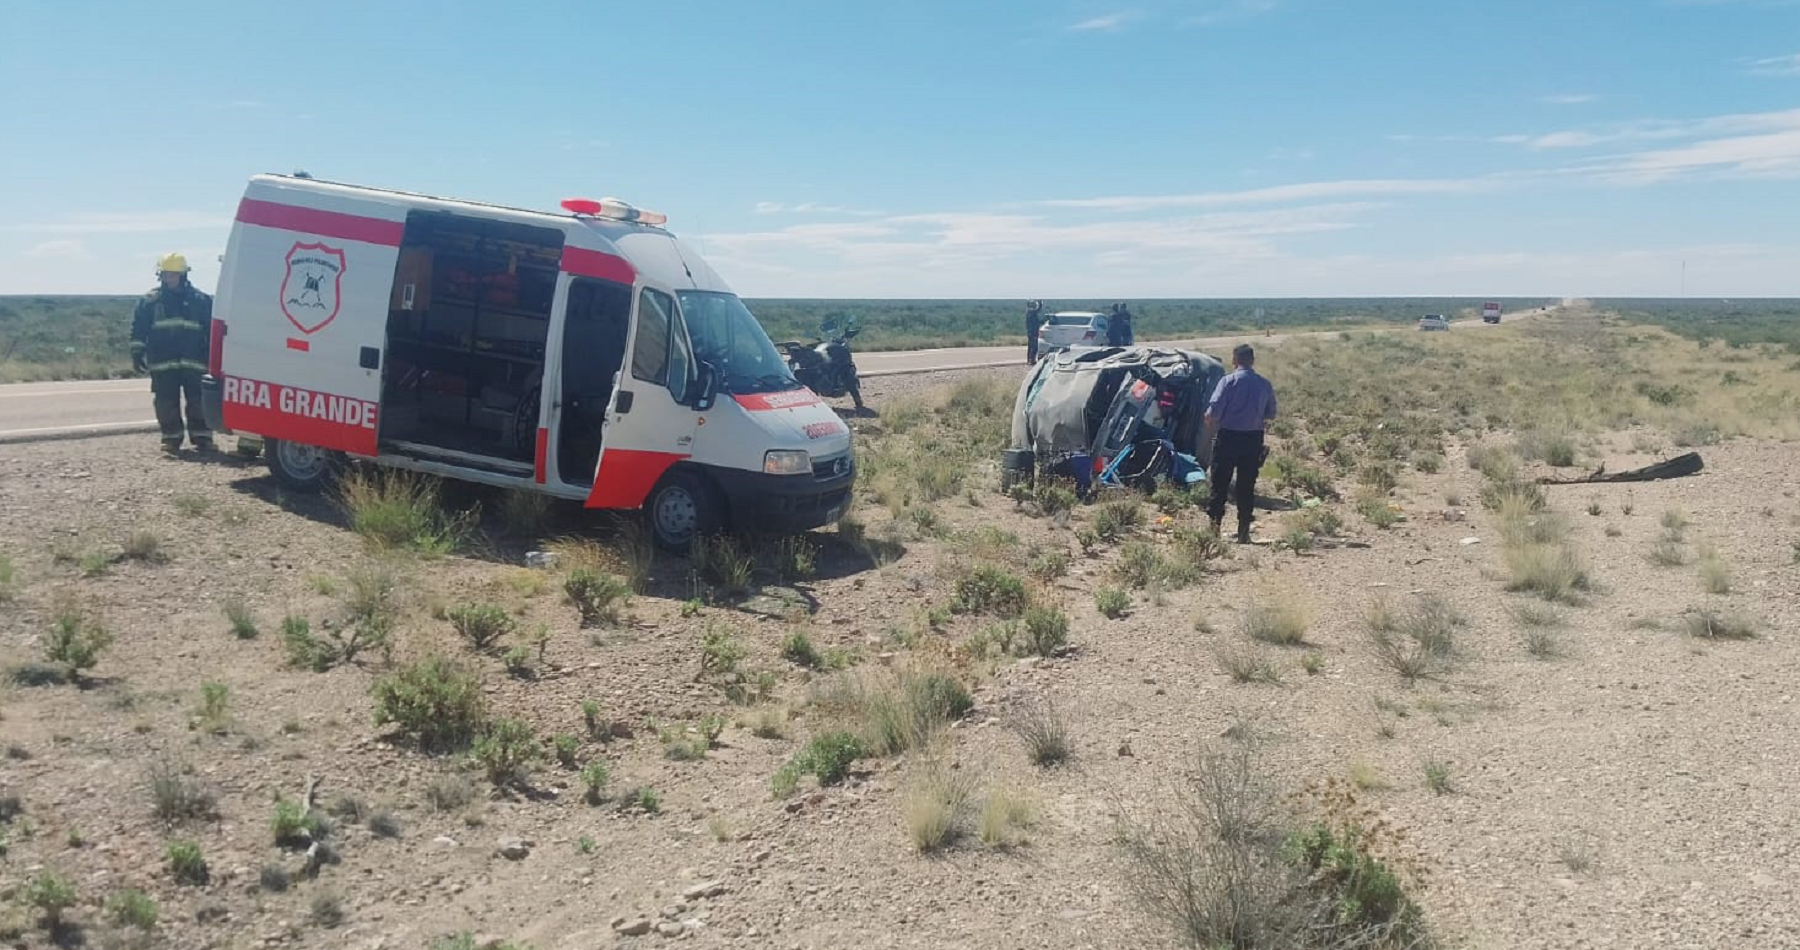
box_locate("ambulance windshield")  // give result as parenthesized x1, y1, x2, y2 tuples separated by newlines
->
(677, 291, 802, 395)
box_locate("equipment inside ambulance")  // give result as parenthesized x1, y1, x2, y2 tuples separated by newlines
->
(203, 175, 854, 552)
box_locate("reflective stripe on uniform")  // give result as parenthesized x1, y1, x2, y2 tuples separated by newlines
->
(151, 319, 204, 332)
(147, 359, 209, 373)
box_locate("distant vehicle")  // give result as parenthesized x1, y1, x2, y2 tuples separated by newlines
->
(1036, 311, 1109, 350)
(1481, 301, 1502, 324)
(1417, 314, 1450, 331)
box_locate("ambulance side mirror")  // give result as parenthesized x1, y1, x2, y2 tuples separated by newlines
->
(692, 361, 718, 412)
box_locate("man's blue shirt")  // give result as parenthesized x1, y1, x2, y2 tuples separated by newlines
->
(1207, 368, 1277, 432)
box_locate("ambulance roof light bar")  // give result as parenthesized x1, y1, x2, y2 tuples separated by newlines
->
(561, 197, 668, 227)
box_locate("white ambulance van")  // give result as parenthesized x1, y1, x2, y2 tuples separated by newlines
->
(201, 174, 855, 551)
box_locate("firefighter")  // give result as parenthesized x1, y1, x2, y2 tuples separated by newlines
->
(131, 252, 214, 454)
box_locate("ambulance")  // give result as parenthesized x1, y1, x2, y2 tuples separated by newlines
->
(201, 173, 855, 551)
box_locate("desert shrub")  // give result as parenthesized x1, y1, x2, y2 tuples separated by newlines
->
(224, 597, 259, 639)
(978, 785, 1036, 849)
(310, 891, 346, 928)
(44, 593, 111, 680)
(552, 733, 580, 768)
(951, 563, 1029, 618)
(1115, 541, 1163, 589)
(1266, 455, 1337, 501)
(105, 888, 159, 931)
(371, 656, 488, 751)
(580, 759, 611, 804)
(498, 488, 553, 538)
(773, 535, 819, 581)
(1095, 586, 1131, 619)
(448, 602, 515, 650)
(1242, 600, 1307, 646)
(281, 615, 335, 672)
(781, 631, 823, 669)
(1517, 428, 1578, 467)
(1648, 541, 1689, 567)
(1028, 548, 1071, 581)
(564, 569, 630, 626)
(271, 797, 322, 847)
(857, 669, 975, 756)
(150, 762, 216, 825)
(471, 718, 541, 786)
(1119, 748, 1429, 950)
(339, 468, 471, 556)
(1681, 607, 1758, 640)
(1503, 543, 1592, 603)
(196, 681, 230, 733)
(165, 840, 208, 884)
(1008, 694, 1071, 766)
(1355, 495, 1400, 529)
(1217, 643, 1283, 684)
(692, 533, 755, 594)
(1698, 548, 1733, 594)
(1092, 499, 1144, 541)
(24, 872, 77, 929)
(1021, 604, 1070, 657)
(1365, 594, 1462, 680)
(1172, 525, 1229, 565)
(771, 731, 868, 797)
(903, 761, 973, 853)
(1031, 481, 1079, 517)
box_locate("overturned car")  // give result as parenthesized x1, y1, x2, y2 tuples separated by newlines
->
(1003, 344, 1226, 495)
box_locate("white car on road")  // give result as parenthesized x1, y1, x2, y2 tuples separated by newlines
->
(1417, 314, 1450, 331)
(1037, 311, 1110, 350)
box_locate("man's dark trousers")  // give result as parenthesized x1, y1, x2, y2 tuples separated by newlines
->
(151, 368, 210, 447)
(1207, 428, 1265, 534)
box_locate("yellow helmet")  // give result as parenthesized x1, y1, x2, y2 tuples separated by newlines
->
(156, 252, 190, 274)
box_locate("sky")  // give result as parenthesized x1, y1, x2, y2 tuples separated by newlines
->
(2, 0, 1799, 299)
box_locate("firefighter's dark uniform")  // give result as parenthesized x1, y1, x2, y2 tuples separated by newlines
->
(131, 283, 214, 450)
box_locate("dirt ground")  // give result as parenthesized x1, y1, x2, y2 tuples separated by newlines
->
(2, 360, 1799, 950)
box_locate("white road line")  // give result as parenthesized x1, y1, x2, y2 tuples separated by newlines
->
(0, 420, 159, 443)
(0, 387, 145, 398)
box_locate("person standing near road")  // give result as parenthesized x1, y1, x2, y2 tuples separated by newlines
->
(131, 252, 214, 454)
(1108, 302, 1135, 346)
(1025, 299, 1044, 364)
(1204, 343, 1277, 543)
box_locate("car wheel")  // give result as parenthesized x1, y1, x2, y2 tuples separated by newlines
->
(266, 438, 342, 493)
(646, 470, 725, 554)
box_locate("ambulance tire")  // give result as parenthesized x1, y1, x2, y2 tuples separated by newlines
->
(265, 438, 343, 493)
(647, 470, 725, 554)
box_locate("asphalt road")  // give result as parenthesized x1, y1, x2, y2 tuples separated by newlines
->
(0, 315, 1515, 443)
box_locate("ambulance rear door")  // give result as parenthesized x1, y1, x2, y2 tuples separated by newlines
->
(217, 178, 402, 457)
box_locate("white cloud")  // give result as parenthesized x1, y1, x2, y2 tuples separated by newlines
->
(1069, 12, 1130, 31)
(5, 211, 226, 235)
(1744, 52, 1800, 76)
(752, 201, 883, 217)
(1182, 0, 1278, 27)
(1592, 128, 1800, 183)
(1040, 178, 1491, 212)
(1541, 93, 1599, 104)
(25, 239, 90, 260)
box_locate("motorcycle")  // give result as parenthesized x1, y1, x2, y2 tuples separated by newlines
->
(778, 317, 864, 411)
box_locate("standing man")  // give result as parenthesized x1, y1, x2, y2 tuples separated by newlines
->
(1108, 302, 1135, 346)
(131, 253, 214, 454)
(1204, 343, 1277, 543)
(1025, 299, 1044, 364)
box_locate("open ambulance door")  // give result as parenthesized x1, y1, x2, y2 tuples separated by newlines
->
(584, 286, 707, 549)
(217, 193, 402, 487)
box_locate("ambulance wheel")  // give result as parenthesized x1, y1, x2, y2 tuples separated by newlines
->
(266, 438, 342, 493)
(647, 470, 724, 554)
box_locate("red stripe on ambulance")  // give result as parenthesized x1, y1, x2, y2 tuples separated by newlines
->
(221, 375, 379, 457)
(561, 246, 637, 285)
(235, 198, 405, 247)
(732, 391, 823, 412)
(585, 449, 687, 509)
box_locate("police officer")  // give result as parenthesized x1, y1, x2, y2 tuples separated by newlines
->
(131, 253, 214, 454)
(1204, 343, 1278, 543)
(1025, 299, 1044, 364)
(1108, 302, 1135, 346)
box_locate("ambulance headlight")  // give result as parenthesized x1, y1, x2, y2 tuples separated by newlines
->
(763, 450, 811, 476)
